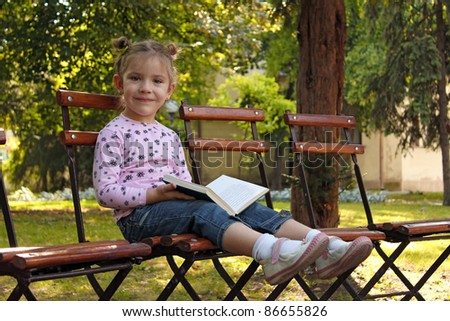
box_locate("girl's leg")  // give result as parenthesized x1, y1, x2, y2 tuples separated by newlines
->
(222, 222, 260, 256)
(274, 218, 313, 240)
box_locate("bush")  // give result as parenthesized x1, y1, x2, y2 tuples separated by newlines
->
(8, 187, 96, 201)
(9, 186, 387, 203)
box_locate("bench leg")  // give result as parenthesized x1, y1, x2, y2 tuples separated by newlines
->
(7, 280, 37, 301)
(358, 241, 426, 300)
(98, 265, 133, 301)
(157, 255, 200, 300)
(265, 274, 320, 301)
(401, 244, 450, 301)
(223, 259, 259, 301)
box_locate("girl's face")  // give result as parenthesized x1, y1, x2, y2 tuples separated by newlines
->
(113, 53, 176, 123)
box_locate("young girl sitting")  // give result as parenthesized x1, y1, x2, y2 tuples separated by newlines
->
(93, 36, 373, 285)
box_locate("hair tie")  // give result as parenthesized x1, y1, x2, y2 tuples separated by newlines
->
(119, 45, 129, 55)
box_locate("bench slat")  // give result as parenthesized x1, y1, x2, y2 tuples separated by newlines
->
(293, 142, 365, 154)
(284, 113, 356, 128)
(374, 218, 450, 231)
(397, 221, 450, 236)
(188, 139, 269, 152)
(319, 228, 386, 242)
(57, 89, 121, 110)
(0, 240, 130, 262)
(177, 238, 218, 252)
(0, 247, 41, 263)
(59, 130, 99, 146)
(160, 234, 201, 247)
(11, 242, 151, 270)
(180, 105, 265, 122)
(140, 236, 162, 247)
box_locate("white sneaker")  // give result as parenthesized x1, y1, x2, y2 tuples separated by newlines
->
(260, 232, 329, 285)
(315, 236, 373, 279)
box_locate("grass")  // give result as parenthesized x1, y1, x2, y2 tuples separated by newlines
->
(0, 193, 449, 301)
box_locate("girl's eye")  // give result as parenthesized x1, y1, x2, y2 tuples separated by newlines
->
(154, 79, 163, 84)
(130, 75, 140, 81)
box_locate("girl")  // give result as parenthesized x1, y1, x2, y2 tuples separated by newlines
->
(93, 36, 373, 285)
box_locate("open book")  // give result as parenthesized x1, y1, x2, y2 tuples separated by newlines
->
(163, 174, 269, 216)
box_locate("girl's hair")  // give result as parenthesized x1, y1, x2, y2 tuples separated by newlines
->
(112, 36, 178, 84)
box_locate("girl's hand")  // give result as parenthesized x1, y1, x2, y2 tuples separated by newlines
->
(146, 183, 195, 204)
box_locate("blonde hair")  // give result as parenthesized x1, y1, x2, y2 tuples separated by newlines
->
(112, 36, 179, 84)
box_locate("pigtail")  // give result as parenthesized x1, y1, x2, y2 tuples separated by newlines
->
(112, 36, 132, 74)
(166, 43, 179, 61)
(113, 36, 132, 55)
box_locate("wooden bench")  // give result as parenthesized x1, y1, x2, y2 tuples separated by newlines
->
(0, 128, 152, 300)
(283, 111, 450, 300)
(56, 89, 274, 300)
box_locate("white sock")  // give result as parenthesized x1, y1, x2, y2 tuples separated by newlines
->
(305, 229, 321, 241)
(252, 233, 303, 262)
(328, 236, 347, 251)
(252, 234, 276, 261)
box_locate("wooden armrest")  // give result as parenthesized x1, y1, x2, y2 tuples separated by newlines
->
(319, 227, 386, 242)
(0, 129, 5, 145)
(180, 105, 265, 122)
(59, 130, 99, 146)
(293, 142, 364, 154)
(11, 242, 151, 270)
(187, 139, 269, 152)
(284, 113, 356, 128)
(56, 89, 121, 110)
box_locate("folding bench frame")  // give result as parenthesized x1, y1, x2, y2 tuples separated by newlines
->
(171, 101, 274, 301)
(56, 89, 271, 300)
(0, 128, 152, 301)
(283, 111, 450, 300)
(264, 113, 386, 301)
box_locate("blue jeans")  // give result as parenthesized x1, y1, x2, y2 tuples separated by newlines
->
(117, 200, 292, 248)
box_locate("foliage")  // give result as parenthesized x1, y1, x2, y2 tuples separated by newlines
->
(262, 27, 298, 100)
(208, 73, 295, 139)
(7, 186, 96, 202)
(345, 0, 449, 151)
(207, 73, 295, 188)
(1, 0, 278, 191)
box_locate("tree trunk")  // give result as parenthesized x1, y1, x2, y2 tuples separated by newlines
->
(291, 0, 346, 227)
(436, 0, 450, 206)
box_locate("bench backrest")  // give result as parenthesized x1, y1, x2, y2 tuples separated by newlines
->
(283, 111, 373, 228)
(56, 89, 121, 242)
(180, 101, 273, 208)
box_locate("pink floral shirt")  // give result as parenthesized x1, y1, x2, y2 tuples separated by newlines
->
(93, 114, 192, 221)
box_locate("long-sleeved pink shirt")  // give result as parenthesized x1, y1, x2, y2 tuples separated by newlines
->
(93, 114, 192, 221)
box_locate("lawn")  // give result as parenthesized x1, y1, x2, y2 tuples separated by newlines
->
(0, 194, 449, 300)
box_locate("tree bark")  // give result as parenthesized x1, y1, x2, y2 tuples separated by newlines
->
(291, 0, 346, 227)
(436, 0, 450, 205)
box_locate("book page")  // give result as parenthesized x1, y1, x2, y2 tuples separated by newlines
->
(206, 175, 269, 214)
